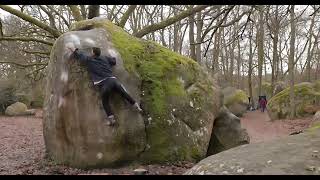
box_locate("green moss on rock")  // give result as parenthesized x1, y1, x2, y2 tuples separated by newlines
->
(224, 89, 248, 107)
(267, 82, 320, 120)
(223, 88, 248, 117)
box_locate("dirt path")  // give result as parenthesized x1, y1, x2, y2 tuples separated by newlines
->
(0, 109, 314, 174)
(0, 110, 193, 175)
(241, 110, 313, 143)
(0, 110, 44, 174)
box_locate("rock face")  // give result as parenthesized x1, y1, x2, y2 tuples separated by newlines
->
(5, 102, 30, 116)
(273, 81, 286, 96)
(267, 82, 320, 120)
(222, 87, 248, 117)
(185, 128, 320, 175)
(43, 18, 221, 168)
(206, 107, 249, 156)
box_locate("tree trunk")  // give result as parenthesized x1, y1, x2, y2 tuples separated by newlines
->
(248, 22, 254, 108)
(87, 5, 100, 19)
(237, 38, 241, 89)
(173, 8, 179, 52)
(289, 5, 296, 119)
(196, 11, 203, 63)
(257, 5, 264, 96)
(271, 6, 279, 96)
(229, 32, 235, 86)
(212, 20, 221, 74)
(69, 5, 83, 21)
(119, 5, 137, 28)
(306, 14, 315, 82)
(80, 5, 87, 19)
(189, 13, 196, 60)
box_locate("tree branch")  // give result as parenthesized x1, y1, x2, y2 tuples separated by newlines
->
(68, 5, 83, 21)
(39, 5, 58, 30)
(201, 9, 249, 41)
(203, 6, 234, 57)
(0, 36, 53, 45)
(0, 61, 48, 68)
(133, 5, 209, 38)
(47, 5, 70, 27)
(118, 5, 137, 28)
(0, 5, 61, 38)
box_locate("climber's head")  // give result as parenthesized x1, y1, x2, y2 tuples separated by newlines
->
(92, 47, 101, 57)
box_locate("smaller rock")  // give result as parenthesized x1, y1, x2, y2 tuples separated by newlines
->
(219, 164, 225, 168)
(313, 150, 319, 153)
(133, 168, 148, 175)
(222, 171, 228, 174)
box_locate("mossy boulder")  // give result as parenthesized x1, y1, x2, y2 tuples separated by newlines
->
(267, 82, 320, 120)
(222, 87, 248, 117)
(43, 18, 221, 168)
(273, 81, 286, 96)
(5, 102, 28, 116)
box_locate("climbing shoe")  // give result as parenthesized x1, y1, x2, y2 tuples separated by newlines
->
(105, 115, 116, 126)
(133, 102, 143, 112)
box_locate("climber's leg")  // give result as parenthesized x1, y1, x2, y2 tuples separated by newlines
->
(112, 78, 142, 112)
(100, 79, 116, 126)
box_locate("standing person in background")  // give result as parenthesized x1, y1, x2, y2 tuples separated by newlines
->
(259, 97, 267, 112)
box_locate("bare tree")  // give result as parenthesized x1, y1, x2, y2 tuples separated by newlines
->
(289, 5, 296, 119)
(257, 5, 264, 96)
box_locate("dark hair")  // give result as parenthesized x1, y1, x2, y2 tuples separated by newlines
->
(92, 47, 101, 56)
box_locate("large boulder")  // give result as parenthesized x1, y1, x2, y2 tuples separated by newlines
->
(43, 18, 221, 168)
(5, 102, 28, 116)
(222, 87, 248, 117)
(185, 128, 320, 175)
(206, 106, 249, 156)
(267, 82, 320, 120)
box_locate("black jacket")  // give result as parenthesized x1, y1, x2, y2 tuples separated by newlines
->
(72, 49, 116, 83)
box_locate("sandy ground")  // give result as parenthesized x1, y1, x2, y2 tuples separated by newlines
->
(0, 109, 314, 175)
(241, 110, 313, 143)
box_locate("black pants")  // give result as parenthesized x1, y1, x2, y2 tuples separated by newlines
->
(98, 77, 135, 116)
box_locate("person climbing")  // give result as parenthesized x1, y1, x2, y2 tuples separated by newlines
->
(259, 97, 267, 113)
(68, 46, 142, 126)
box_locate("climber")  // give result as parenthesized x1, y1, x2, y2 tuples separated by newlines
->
(68, 46, 142, 126)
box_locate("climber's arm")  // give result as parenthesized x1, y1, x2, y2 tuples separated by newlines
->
(71, 48, 90, 64)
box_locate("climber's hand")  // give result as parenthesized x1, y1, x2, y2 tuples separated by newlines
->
(67, 47, 75, 52)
